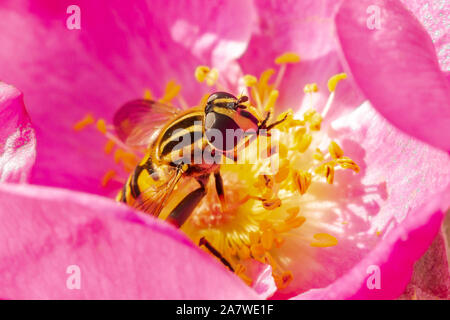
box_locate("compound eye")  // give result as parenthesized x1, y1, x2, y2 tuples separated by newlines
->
(205, 112, 243, 151)
(207, 92, 237, 104)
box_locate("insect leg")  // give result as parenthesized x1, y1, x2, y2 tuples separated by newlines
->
(166, 175, 208, 228)
(265, 113, 289, 131)
(214, 170, 226, 211)
(258, 111, 271, 130)
(199, 237, 234, 272)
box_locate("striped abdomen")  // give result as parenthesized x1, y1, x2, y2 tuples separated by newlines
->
(155, 109, 211, 168)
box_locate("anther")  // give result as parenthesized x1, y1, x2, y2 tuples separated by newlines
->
(264, 89, 279, 112)
(327, 73, 347, 92)
(263, 198, 282, 210)
(104, 140, 115, 155)
(73, 114, 95, 131)
(96, 119, 107, 134)
(159, 80, 181, 103)
(297, 133, 312, 153)
(243, 74, 258, 87)
(101, 169, 117, 187)
(310, 233, 338, 247)
(329, 141, 344, 159)
(294, 170, 312, 195)
(195, 66, 210, 82)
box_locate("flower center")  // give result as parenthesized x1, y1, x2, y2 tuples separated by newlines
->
(73, 52, 359, 291)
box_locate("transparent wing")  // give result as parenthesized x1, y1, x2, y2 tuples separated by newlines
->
(131, 166, 183, 217)
(113, 99, 181, 147)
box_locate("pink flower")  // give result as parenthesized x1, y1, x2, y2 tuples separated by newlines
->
(0, 0, 448, 299)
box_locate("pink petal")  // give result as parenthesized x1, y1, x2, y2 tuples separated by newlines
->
(399, 0, 450, 71)
(0, 0, 254, 195)
(0, 82, 36, 182)
(0, 183, 259, 299)
(335, 0, 450, 151)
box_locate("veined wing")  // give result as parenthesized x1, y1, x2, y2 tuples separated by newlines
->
(131, 165, 183, 217)
(113, 99, 182, 147)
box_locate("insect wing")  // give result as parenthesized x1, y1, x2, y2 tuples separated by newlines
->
(132, 166, 183, 217)
(113, 99, 181, 147)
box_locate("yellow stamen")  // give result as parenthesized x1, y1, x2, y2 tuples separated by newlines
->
(297, 133, 313, 153)
(273, 52, 300, 90)
(303, 83, 318, 93)
(336, 157, 360, 173)
(262, 198, 282, 210)
(101, 169, 116, 188)
(73, 114, 95, 131)
(259, 220, 272, 231)
(143, 89, 153, 100)
(286, 216, 306, 229)
(159, 80, 181, 103)
(274, 236, 284, 248)
(261, 229, 274, 250)
(104, 140, 115, 155)
(327, 73, 347, 92)
(238, 245, 251, 260)
(206, 68, 219, 86)
(88, 62, 364, 292)
(250, 243, 265, 258)
(249, 231, 260, 245)
(313, 148, 325, 161)
(195, 66, 210, 82)
(325, 164, 335, 184)
(329, 141, 344, 159)
(275, 52, 301, 64)
(235, 264, 253, 286)
(198, 93, 210, 108)
(310, 233, 338, 247)
(264, 89, 279, 112)
(274, 271, 293, 289)
(258, 68, 275, 101)
(243, 74, 258, 87)
(96, 119, 107, 134)
(294, 171, 312, 195)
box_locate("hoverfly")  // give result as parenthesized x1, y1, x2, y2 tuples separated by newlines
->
(115, 92, 286, 229)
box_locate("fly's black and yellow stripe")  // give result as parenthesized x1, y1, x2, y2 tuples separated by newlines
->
(156, 109, 206, 164)
(117, 108, 215, 206)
